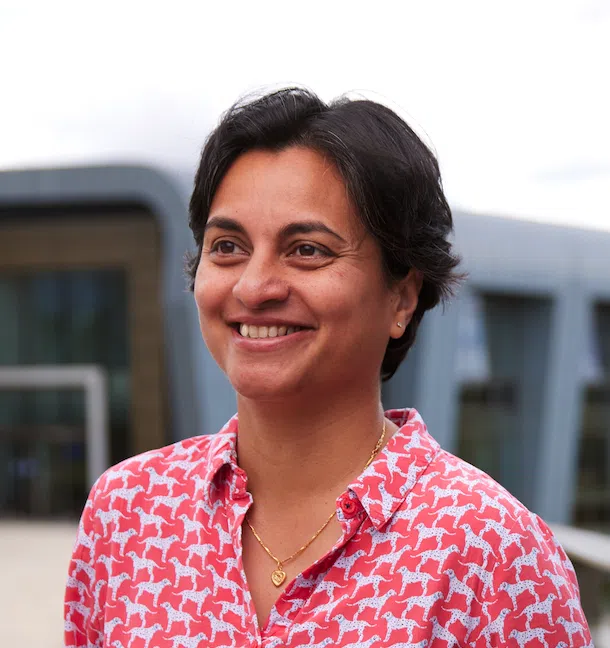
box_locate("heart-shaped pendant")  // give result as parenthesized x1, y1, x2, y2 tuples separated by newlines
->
(271, 568, 286, 587)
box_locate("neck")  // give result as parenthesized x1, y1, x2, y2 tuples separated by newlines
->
(235, 384, 390, 510)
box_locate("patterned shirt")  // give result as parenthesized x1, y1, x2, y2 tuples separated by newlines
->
(65, 408, 592, 647)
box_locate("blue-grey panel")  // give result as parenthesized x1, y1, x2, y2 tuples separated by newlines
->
(0, 165, 237, 441)
(2, 165, 609, 524)
(452, 210, 610, 295)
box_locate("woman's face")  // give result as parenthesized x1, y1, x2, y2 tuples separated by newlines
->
(194, 146, 415, 402)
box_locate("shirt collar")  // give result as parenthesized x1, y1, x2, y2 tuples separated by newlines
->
(348, 408, 440, 530)
(202, 408, 440, 530)
(202, 414, 240, 499)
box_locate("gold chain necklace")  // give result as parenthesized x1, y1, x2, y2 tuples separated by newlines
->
(245, 418, 386, 587)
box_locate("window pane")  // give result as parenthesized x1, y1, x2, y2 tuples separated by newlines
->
(0, 269, 129, 519)
(575, 304, 610, 531)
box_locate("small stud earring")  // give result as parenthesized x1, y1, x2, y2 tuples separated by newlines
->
(397, 322, 403, 328)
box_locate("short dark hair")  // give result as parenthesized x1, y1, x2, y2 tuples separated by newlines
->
(188, 87, 463, 380)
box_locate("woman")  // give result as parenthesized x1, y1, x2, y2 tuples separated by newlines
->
(65, 88, 592, 647)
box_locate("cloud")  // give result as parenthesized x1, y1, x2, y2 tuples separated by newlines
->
(0, 1, 608, 229)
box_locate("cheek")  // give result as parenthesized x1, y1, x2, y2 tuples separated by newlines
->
(326, 268, 391, 312)
(313, 276, 391, 339)
(193, 270, 224, 325)
(193, 277, 206, 316)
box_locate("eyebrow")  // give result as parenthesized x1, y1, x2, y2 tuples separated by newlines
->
(204, 216, 245, 235)
(204, 216, 348, 244)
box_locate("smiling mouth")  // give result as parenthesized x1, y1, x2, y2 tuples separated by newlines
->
(232, 324, 305, 339)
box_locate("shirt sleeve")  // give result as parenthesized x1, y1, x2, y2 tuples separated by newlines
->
(64, 477, 108, 647)
(469, 513, 593, 648)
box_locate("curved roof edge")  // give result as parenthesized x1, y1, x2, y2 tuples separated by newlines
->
(0, 163, 188, 216)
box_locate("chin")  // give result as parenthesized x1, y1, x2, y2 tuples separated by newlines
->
(229, 367, 308, 402)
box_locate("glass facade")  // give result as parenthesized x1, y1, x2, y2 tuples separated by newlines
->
(456, 293, 551, 508)
(575, 304, 610, 531)
(457, 381, 518, 484)
(0, 269, 129, 519)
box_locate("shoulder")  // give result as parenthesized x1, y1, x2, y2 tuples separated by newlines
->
(96, 435, 213, 490)
(422, 448, 535, 528)
(415, 449, 575, 577)
(421, 452, 591, 641)
(87, 424, 233, 511)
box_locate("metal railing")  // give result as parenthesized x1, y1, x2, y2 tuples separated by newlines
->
(0, 365, 109, 488)
(550, 524, 610, 573)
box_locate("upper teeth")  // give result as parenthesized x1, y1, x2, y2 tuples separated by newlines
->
(239, 324, 301, 338)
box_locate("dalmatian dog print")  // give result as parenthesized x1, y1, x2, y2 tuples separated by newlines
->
(65, 409, 591, 646)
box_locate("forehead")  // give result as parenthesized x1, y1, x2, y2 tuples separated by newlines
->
(208, 146, 362, 237)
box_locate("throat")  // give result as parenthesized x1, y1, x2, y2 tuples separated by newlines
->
(237, 434, 388, 503)
(234, 399, 394, 508)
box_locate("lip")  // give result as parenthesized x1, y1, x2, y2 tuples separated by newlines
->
(227, 317, 312, 328)
(230, 325, 313, 350)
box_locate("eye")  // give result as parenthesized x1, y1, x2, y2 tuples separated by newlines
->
(210, 240, 245, 255)
(292, 244, 330, 258)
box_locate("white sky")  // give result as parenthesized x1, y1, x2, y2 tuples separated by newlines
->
(1, 0, 609, 230)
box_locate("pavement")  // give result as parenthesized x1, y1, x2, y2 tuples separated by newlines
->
(1, 520, 77, 648)
(1, 521, 609, 648)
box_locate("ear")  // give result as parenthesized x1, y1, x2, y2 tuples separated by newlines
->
(390, 269, 423, 339)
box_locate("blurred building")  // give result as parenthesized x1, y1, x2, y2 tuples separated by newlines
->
(0, 164, 609, 535)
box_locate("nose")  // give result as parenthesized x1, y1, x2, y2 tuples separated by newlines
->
(232, 253, 290, 309)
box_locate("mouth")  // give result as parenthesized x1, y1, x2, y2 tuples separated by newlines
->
(229, 323, 308, 339)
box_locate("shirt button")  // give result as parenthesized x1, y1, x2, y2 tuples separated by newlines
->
(339, 496, 359, 519)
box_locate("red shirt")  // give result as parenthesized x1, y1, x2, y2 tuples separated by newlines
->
(65, 408, 592, 647)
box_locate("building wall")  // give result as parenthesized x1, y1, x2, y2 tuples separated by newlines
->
(383, 211, 610, 526)
(0, 166, 608, 527)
